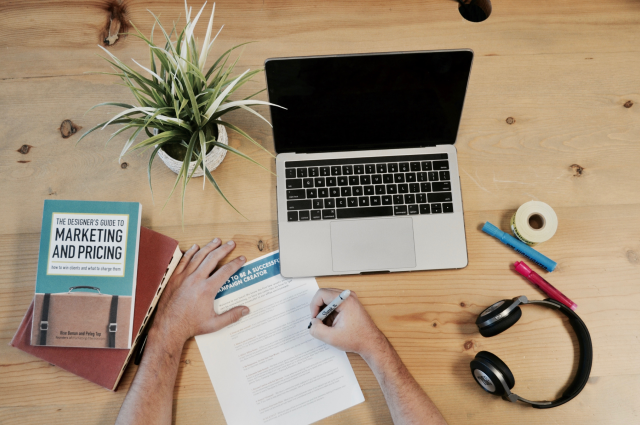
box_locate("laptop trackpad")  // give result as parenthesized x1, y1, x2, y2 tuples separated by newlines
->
(330, 218, 416, 272)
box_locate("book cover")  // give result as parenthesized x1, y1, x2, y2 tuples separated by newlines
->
(12, 227, 183, 390)
(31, 199, 142, 349)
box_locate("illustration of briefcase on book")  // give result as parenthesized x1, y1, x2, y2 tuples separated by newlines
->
(32, 286, 131, 349)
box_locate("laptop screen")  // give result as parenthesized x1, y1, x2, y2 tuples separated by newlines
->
(265, 50, 473, 154)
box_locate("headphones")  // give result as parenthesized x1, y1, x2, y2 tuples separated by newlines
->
(470, 295, 593, 408)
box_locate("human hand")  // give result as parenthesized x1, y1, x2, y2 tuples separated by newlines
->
(152, 238, 249, 345)
(308, 288, 389, 360)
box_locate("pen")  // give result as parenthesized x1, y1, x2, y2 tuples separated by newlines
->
(514, 261, 577, 310)
(308, 290, 351, 329)
(482, 222, 557, 272)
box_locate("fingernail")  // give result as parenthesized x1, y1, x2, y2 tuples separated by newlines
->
(239, 256, 246, 262)
(307, 322, 312, 329)
(213, 238, 220, 243)
(191, 244, 197, 250)
(227, 240, 235, 246)
(242, 308, 250, 316)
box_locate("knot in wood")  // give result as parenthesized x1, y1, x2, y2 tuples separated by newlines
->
(17, 144, 32, 154)
(121, 162, 128, 169)
(506, 117, 515, 125)
(624, 100, 634, 108)
(257, 240, 264, 251)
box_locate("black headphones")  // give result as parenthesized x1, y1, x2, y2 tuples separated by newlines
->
(470, 296, 593, 408)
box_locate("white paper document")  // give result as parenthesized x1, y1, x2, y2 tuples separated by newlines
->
(196, 251, 364, 425)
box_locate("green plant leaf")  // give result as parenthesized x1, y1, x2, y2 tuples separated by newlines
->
(216, 119, 275, 158)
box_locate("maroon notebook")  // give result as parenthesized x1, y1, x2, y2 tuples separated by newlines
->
(10, 227, 183, 390)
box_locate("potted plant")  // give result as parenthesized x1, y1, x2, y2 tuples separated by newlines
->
(79, 2, 282, 217)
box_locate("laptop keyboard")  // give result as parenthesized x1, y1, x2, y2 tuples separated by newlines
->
(284, 154, 453, 222)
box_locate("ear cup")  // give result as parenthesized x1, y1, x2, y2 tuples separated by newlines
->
(470, 356, 505, 395)
(475, 351, 515, 389)
(479, 306, 522, 337)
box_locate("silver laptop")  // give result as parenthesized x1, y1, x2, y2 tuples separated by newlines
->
(265, 50, 472, 278)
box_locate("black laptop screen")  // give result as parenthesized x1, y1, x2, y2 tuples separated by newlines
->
(265, 50, 473, 154)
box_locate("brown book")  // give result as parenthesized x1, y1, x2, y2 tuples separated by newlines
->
(10, 227, 183, 390)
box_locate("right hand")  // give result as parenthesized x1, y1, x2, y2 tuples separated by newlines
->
(308, 288, 389, 359)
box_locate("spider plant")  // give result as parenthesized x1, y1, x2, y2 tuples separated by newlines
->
(79, 1, 283, 218)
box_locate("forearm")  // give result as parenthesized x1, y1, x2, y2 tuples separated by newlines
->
(116, 321, 186, 425)
(363, 340, 447, 425)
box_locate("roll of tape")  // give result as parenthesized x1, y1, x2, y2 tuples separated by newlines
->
(510, 201, 558, 246)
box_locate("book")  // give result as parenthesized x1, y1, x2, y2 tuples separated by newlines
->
(31, 200, 142, 349)
(11, 227, 183, 390)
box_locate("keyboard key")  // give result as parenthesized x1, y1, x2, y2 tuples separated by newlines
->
(383, 174, 394, 183)
(331, 166, 342, 176)
(341, 187, 352, 197)
(337, 206, 393, 219)
(399, 162, 410, 172)
(420, 182, 432, 192)
(408, 204, 419, 215)
(338, 176, 348, 186)
(372, 174, 382, 184)
(433, 160, 449, 170)
(299, 210, 310, 220)
(287, 211, 298, 221)
(360, 175, 371, 185)
(313, 199, 323, 209)
(287, 189, 306, 199)
(428, 172, 439, 181)
(432, 182, 451, 192)
(322, 209, 336, 219)
(354, 165, 364, 174)
(364, 186, 374, 195)
(342, 165, 353, 175)
(404, 194, 415, 204)
(286, 179, 302, 189)
(311, 209, 322, 220)
(382, 195, 393, 205)
(420, 204, 431, 214)
(431, 203, 442, 214)
(398, 184, 409, 194)
(428, 192, 453, 203)
(285, 169, 296, 178)
(388, 163, 398, 173)
(406, 173, 416, 182)
(417, 193, 427, 203)
(353, 186, 363, 196)
(336, 198, 347, 208)
(410, 162, 421, 171)
(303, 178, 314, 188)
(308, 167, 319, 177)
(375, 185, 386, 195)
(330, 187, 340, 197)
(358, 197, 370, 207)
(365, 164, 376, 174)
(320, 167, 330, 176)
(439, 171, 451, 181)
(314, 177, 325, 187)
(287, 200, 312, 210)
(306, 189, 317, 198)
(409, 183, 420, 193)
(297, 168, 307, 178)
(394, 205, 408, 215)
(370, 196, 381, 205)
(421, 161, 432, 171)
(393, 195, 404, 204)
(394, 173, 405, 183)
(417, 172, 428, 182)
(349, 176, 359, 185)
(318, 188, 329, 198)
(324, 198, 335, 208)
(326, 177, 337, 186)
(443, 203, 454, 213)
(376, 163, 387, 173)
(347, 197, 358, 207)
(386, 184, 397, 194)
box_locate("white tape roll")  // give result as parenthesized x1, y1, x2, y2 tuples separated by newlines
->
(510, 201, 558, 246)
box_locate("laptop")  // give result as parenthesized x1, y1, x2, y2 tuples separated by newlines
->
(265, 50, 473, 278)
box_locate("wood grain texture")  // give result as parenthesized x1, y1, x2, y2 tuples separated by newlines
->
(1, 0, 640, 424)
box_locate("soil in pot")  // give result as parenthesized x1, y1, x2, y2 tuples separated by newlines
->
(161, 123, 219, 161)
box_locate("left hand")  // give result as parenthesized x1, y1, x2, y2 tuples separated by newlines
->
(153, 238, 249, 344)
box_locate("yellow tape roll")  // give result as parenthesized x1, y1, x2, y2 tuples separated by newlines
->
(510, 201, 558, 246)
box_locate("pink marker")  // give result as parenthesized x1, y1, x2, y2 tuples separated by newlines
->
(514, 261, 577, 310)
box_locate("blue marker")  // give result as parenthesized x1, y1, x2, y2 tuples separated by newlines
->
(482, 222, 557, 272)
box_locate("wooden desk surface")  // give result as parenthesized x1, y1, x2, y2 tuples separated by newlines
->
(1, 0, 639, 423)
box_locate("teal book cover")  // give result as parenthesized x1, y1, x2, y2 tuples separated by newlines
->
(31, 200, 142, 349)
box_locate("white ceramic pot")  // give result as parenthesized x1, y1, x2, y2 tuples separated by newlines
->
(154, 123, 228, 177)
